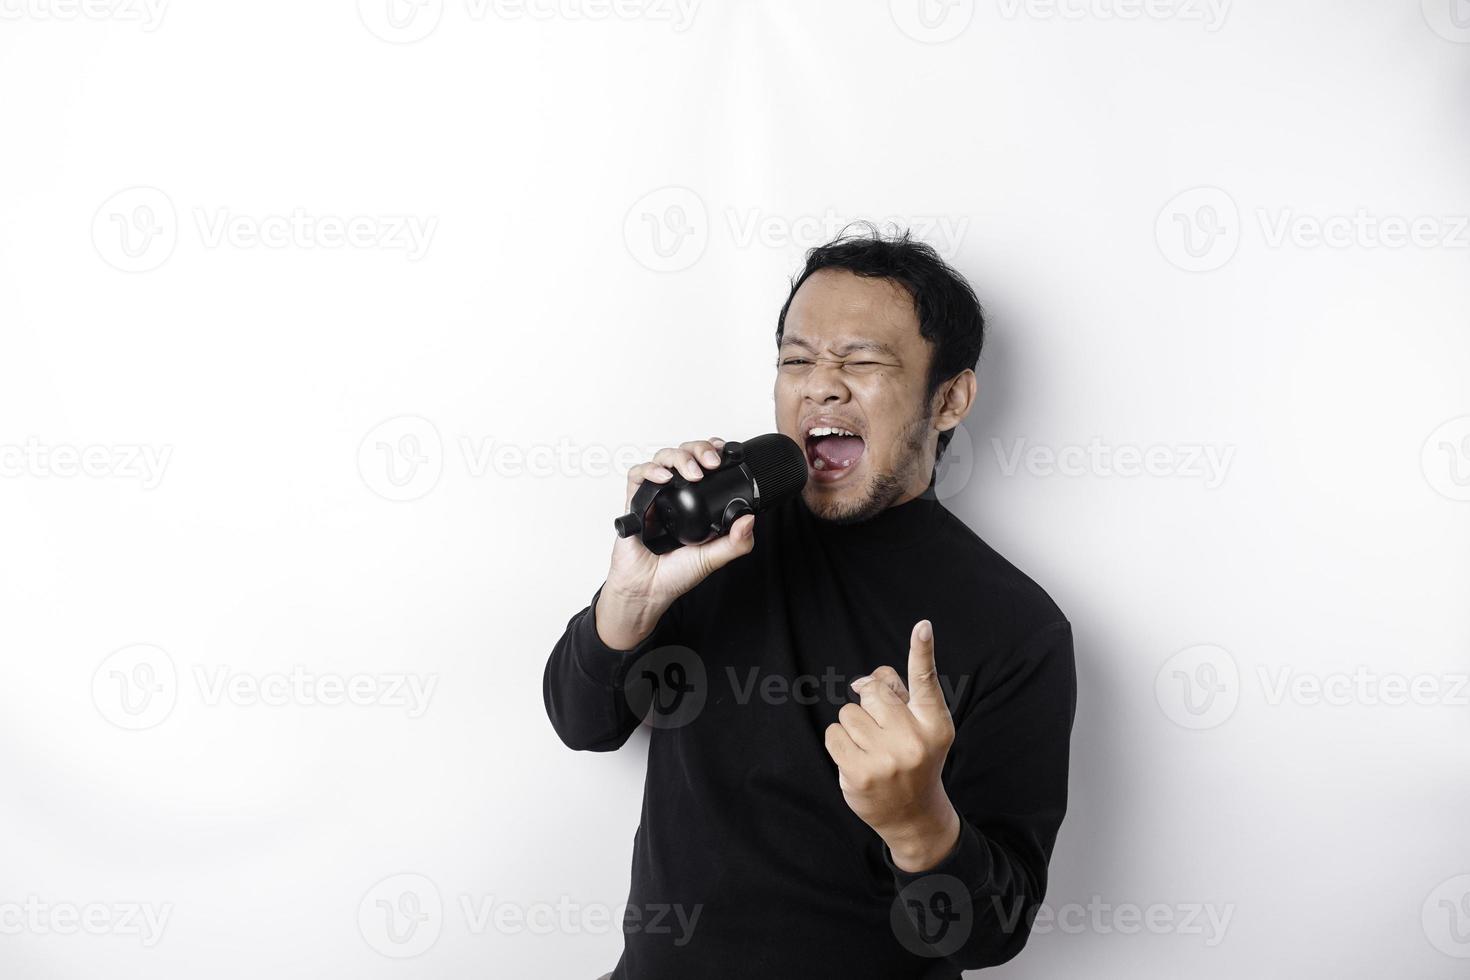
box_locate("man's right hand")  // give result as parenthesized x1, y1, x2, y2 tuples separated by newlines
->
(595, 437, 757, 650)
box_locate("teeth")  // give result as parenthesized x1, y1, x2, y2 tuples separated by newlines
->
(813, 458, 826, 469)
(807, 426, 858, 438)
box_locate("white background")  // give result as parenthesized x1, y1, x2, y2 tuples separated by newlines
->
(1, 1, 1467, 977)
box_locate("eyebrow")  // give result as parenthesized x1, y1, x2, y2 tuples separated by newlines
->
(779, 336, 900, 359)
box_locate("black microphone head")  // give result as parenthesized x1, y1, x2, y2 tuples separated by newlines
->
(741, 433, 808, 511)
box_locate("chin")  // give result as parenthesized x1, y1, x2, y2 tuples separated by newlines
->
(802, 471, 902, 524)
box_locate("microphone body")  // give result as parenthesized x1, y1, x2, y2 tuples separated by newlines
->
(613, 434, 808, 555)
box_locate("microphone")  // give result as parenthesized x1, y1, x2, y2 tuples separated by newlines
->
(613, 434, 808, 554)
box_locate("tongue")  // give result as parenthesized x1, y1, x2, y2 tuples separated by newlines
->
(812, 435, 864, 467)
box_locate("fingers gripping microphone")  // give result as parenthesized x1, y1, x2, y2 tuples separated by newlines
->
(614, 434, 808, 555)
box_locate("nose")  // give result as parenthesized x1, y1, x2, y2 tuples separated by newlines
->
(803, 360, 850, 405)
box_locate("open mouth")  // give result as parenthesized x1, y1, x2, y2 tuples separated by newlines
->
(803, 424, 866, 484)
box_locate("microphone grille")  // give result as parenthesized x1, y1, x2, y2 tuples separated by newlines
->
(742, 433, 808, 510)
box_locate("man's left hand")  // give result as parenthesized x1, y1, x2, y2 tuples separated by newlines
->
(823, 619, 962, 873)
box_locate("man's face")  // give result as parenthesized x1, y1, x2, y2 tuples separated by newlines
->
(774, 268, 936, 523)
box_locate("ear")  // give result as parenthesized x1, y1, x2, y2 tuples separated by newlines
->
(931, 369, 977, 435)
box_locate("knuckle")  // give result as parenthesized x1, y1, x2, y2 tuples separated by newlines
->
(838, 703, 864, 726)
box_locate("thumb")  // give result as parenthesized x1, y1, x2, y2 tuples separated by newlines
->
(905, 619, 949, 723)
(691, 513, 756, 575)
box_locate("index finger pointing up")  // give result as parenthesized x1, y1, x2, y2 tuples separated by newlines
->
(906, 619, 949, 724)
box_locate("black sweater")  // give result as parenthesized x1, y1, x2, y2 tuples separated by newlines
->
(543, 482, 1076, 979)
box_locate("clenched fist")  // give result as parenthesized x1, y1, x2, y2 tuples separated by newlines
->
(824, 620, 963, 873)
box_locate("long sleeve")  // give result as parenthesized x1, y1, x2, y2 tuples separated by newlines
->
(883, 620, 1077, 972)
(542, 584, 686, 753)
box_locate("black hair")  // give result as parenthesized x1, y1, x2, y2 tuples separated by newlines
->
(775, 220, 984, 466)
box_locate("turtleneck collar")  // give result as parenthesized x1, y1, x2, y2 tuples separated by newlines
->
(796, 472, 947, 551)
